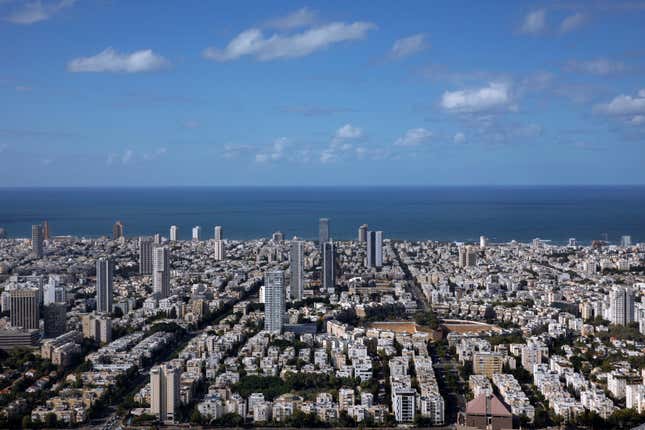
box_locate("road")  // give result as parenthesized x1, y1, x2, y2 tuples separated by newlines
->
(391, 242, 430, 311)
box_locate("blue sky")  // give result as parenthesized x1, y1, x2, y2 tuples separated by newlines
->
(1, 0, 644, 186)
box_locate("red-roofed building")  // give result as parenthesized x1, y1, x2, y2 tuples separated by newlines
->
(457, 393, 513, 430)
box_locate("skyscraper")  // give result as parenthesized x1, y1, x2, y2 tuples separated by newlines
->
(323, 241, 336, 293)
(43, 303, 66, 338)
(169, 225, 178, 241)
(366, 231, 383, 269)
(139, 237, 154, 275)
(621, 235, 632, 247)
(319, 218, 330, 247)
(112, 220, 124, 240)
(264, 270, 285, 333)
(480, 235, 488, 249)
(214, 225, 223, 241)
(96, 258, 113, 314)
(358, 224, 368, 243)
(192, 226, 201, 241)
(10, 289, 40, 330)
(42, 220, 50, 240)
(31, 224, 43, 258)
(150, 364, 180, 423)
(459, 246, 477, 268)
(610, 286, 634, 326)
(153, 246, 171, 299)
(290, 240, 304, 302)
(214, 240, 225, 261)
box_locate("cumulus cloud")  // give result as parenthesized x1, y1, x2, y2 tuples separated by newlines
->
(335, 123, 363, 140)
(453, 132, 466, 144)
(321, 124, 364, 163)
(394, 128, 432, 147)
(67, 48, 170, 73)
(5, 0, 75, 25)
(203, 21, 375, 62)
(595, 90, 645, 128)
(389, 33, 428, 59)
(143, 147, 167, 161)
(565, 58, 627, 75)
(255, 137, 290, 163)
(265, 8, 316, 29)
(520, 9, 546, 34)
(441, 82, 514, 113)
(560, 12, 587, 33)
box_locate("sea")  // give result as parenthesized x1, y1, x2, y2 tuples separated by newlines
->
(0, 186, 643, 245)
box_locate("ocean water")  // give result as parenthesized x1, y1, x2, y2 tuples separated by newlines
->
(0, 186, 643, 244)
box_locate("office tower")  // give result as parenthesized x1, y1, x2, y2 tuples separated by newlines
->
(169, 225, 178, 241)
(0, 227, 5, 238)
(42, 220, 50, 240)
(264, 270, 285, 333)
(290, 240, 304, 302)
(112, 220, 124, 240)
(44, 278, 65, 305)
(43, 303, 67, 338)
(139, 237, 154, 275)
(10, 289, 40, 330)
(96, 258, 113, 314)
(154, 233, 161, 245)
(153, 246, 171, 299)
(358, 224, 368, 243)
(319, 218, 330, 247)
(480, 235, 488, 249)
(214, 225, 223, 241)
(568, 238, 577, 247)
(214, 240, 225, 261)
(192, 226, 201, 241)
(272, 231, 284, 242)
(31, 224, 43, 258)
(323, 241, 336, 293)
(375, 231, 383, 268)
(621, 235, 632, 247)
(150, 364, 180, 423)
(610, 286, 635, 326)
(366, 231, 383, 268)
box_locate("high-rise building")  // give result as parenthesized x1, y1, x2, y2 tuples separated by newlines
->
(323, 241, 336, 293)
(96, 258, 113, 314)
(112, 220, 124, 240)
(392, 387, 416, 422)
(43, 303, 66, 338)
(621, 235, 632, 247)
(358, 224, 368, 243)
(264, 270, 285, 333)
(44, 278, 65, 305)
(153, 233, 161, 245)
(459, 246, 477, 268)
(153, 246, 171, 299)
(10, 289, 40, 330)
(214, 225, 223, 241)
(139, 237, 154, 275)
(290, 240, 304, 302)
(568, 238, 578, 247)
(479, 235, 488, 249)
(472, 352, 504, 378)
(272, 231, 284, 242)
(81, 313, 112, 343)
(31, 224, 43, 258)
(169, 225, 178, 241)
(192, 226, 201, 241)
(319, 218, 330, 247)
(42, 220, 50, 240)
(366, 231, 383, 268)
(610, 286, 635, 326)
(150, 364, 180, 423)
(214, 240, 225, 261)
(0, 227, 6, 238)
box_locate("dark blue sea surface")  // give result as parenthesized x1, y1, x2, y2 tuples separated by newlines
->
(0, 186, 643, 244)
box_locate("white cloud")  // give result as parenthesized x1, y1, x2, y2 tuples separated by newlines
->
(595, 89, 645, 116)
(394, 128, 432, 147)
(5, 0, 75, 25)
(255, 137, 289, 163)
(560, 12, 587, 33)
(441, 82, 514, 113)
(520, 9, 546, 34)
(203, 21, 375, 62)
(335, 123, 363, 140)
(389, 33, 428, 59)
(565, 58, 626, 75)
(453, 132, 466, 144)
(266, 8, 316, 29)
(629, 115, 645, 125)
(68, 48, 170, 73)
(143, 147, 167, 161)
